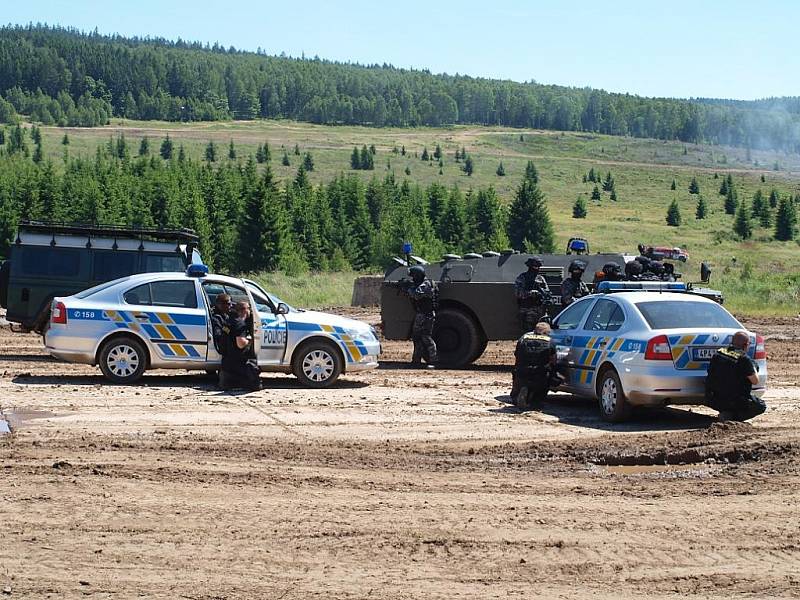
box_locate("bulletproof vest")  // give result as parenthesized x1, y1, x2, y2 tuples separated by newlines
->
(707, 347, 749, 402)
(516, 334, 553, 372)
(413, 279, 439, 314)
(518, 272, 546, 307)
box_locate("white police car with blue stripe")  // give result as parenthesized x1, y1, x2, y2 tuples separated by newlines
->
(45, 265, 380, 387)
(550, 281, 767, 422)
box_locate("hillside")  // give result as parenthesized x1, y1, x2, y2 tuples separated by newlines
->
(2, 118, 798, 315)
(1, 25, 800, 152)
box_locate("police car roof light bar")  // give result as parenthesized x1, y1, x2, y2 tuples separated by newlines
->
(186, 264, 209, 277)
(596, 281, 687, 293)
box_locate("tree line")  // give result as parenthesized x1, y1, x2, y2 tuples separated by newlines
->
(0, 130, 560, 271)
(1, 25, 799, 151)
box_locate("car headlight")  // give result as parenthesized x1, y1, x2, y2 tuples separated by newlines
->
(350, 328, 377, 343)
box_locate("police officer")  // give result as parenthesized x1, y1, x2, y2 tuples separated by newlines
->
(560, 260, 589, 306)
(512, 322, 558, 410)
(593, 261, 623, 285)
(210, 293, 234, 388)
(514, 256, 550, 332)
(220, 301, 261, 391)
(705, 331, 766, 421)
(624, 259, 644, 280)
(404, 265, 439, 368)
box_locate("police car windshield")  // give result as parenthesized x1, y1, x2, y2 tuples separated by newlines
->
(636, 301, 741, 330)
(74, 277, 132, 299)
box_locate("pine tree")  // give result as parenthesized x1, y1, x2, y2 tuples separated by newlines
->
(303, 152, 315, 171)
(228, 140, 236, 160)
(572, 196, 587, 218)
(724, 186, 738, 215)
(670, 179, 676, 190)
(433, 144, 442, 160)
(768, 188, 779, 208)
(454, 147, 461, 162)
(281, 151, 290, 166)
(524, 160, 539, 184)
(438, 187, 467, 251)
(404, 165, 411, 176)
(159, 135, 173, 160)
(666, 199, 682, 226)
(263, 141, 271, 162)
(688, 176, 700, 194)
(468, 187, 507, 250)
(695, 195, 708, 219)
(61, 133, 69, 146)
(591, 186, 601, 201)
(463, 155, 474, 176)
(751, 189, 765, 218)
(360, 145, 374, 170)
(177, 144, 186, 163)
(719, 174, 729, 195)
(205, 141, 217, 162)
(255, 144, 267, 164)
(496, 162, 506, 176)
(609, 189, 617, 202)
(351, 146, 361, 169)
(8, 124, 27, 155)
(401, 145, 406, 156)
(293, 143, 301, 156)
(421, 147, 429, 161)
(30, 125, 41, 145)
(602, 171, 615, 192)
(138, 137, 149, 156)
(507, 176, 555, 253)
(32, 141, 43, 163)
(587, 167, 596, 183)
(733, 199, 752, 239)
(115, 135, 129, 160)
(369, 144, 376, 155)
(774, 196, 797, 241)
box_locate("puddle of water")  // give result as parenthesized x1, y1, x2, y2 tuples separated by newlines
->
(594, 463, 716, 475)
(5, 409, 57, 429)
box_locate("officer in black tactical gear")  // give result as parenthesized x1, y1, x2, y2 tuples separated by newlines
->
(220, 301, 261, 391)
(624, 259, 644, 280)
(210, 293, 233, 388)
(404, 265, 439, 368)
(511, 322, 559, 410)
(593, 261, 623, 285)
(705, 331, 766, 421)
(514, 256, 550, 332)
(560, 260, 589, 306)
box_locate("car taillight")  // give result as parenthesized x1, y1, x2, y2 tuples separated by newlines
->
(645, 334, 672, 360)
(51, 301, 67, 324)
(754, 334, 766, 360)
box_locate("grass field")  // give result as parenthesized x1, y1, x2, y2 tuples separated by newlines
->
(36, 119, 800, 315)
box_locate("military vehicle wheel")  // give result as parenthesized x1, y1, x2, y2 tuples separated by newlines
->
(597, 368, 631, 423)
(292, 339, 343, 388)
(433, 309, 481, 368)
(99, 336, 148, 384)
(467, 335, 488, 364)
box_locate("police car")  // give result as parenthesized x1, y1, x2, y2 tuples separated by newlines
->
(44, 265, 381, 387)
(549, 281, 767, 422)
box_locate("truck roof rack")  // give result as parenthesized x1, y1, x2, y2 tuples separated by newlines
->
(17, 221, 199, 243)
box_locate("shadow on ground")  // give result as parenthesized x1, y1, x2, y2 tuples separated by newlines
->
(492, 392, 718, 432)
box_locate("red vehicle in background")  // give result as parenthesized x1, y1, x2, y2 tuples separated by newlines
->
(638, 244, 689, 262)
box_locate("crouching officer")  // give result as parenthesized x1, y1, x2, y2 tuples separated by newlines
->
(515, 256, 550, 333)
(220, 301, 261, 391)
(561, 260, 589, 306)
(705, 331, 766, 421)
(404, 265, 439, 368)
(511, 322, 560, 410)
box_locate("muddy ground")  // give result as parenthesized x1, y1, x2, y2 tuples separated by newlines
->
(1, 309, 799, 599)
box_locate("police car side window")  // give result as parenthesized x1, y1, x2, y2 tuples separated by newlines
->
(150, 281, 198, 309)
(606, 304, 625, 331)
(586, 299, 619, 331)
(554, 299, 593, 330)
(223, 284, 249, 304)
(123, 283, 151, 305)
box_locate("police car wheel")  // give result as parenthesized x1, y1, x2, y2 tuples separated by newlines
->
(99, 337, 147, 384)
(293, 340, 342, 388)
(597, 368, 630, 423)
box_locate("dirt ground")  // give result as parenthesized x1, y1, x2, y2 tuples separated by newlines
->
(1, 309, 799, 599)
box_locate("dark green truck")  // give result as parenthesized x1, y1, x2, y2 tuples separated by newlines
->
(0, 222, 201, 332)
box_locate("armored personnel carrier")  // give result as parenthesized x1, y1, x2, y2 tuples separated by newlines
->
(381, 250, 633, 367)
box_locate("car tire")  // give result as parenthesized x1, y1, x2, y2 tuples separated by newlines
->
(293, 339, 343, 388)
(99, 336, 148, 384)
(433, 308, 482, 368)
(597, 368, 631, 423)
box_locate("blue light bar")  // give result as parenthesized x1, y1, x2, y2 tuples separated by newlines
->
(569, 239, 588, 251)
(596, 281, 687, 292)
(186, 263, 209, 277)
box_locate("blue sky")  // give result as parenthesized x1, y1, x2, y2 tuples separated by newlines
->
(6, 0, 799, 100)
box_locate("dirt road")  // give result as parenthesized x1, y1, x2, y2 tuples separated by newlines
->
(1, 311, 799, 599)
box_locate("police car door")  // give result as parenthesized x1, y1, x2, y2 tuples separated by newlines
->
(246, 285, 288, 366)
(200, 280, 252, 364)
(550, 296, 596, 395)
(574, 298, 623, 394)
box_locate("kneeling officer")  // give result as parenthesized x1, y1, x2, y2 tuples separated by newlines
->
(705, 331, 766, 421)
(512, 322, 559, 410)
(220, 301, 261, 391)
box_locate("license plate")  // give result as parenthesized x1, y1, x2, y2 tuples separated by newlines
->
(691, 347, 718, 361)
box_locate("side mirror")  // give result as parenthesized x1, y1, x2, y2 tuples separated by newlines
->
(700, 262, 712, 283)
(275, 302, 290, 315)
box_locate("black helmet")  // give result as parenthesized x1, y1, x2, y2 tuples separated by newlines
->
(625, 260, 643, 278)
(602, 262, 622, 275)
(634, 255, 651, 267)
(408, 265, 426, 282)
(649, 261, 665, 276)
(525, 256, 543, 268)
(568, 259, 587, 274)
